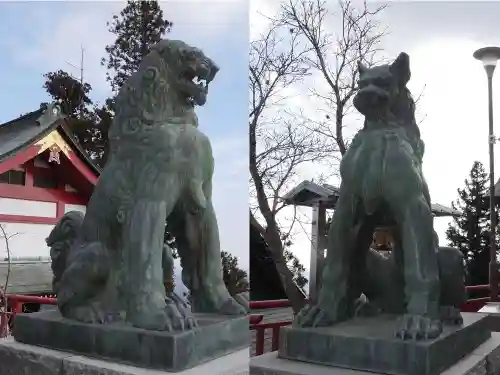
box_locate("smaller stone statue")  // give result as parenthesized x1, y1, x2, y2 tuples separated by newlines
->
(294, 53, 466, 341)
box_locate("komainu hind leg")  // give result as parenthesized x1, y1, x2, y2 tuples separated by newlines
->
(295, 185, 364, 327)
(56, 238, 120, 324)
(162, 243, 197, 327)
(171, 198, 247, 315)
(122, 199, 195, 331)
(390, 195, 442, 340)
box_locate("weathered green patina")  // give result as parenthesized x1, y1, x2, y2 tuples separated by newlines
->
(46, 39, 247, 332)
(294, 53, 465, 340)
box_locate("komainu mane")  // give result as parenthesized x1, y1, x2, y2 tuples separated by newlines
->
(294, 53, 465, 341)
(47, 39, 247, 331)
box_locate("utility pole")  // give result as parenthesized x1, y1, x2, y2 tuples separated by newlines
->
(65, 46, 85, 117)
(65, 45, 85, 84)
(80, 46, 84, 85)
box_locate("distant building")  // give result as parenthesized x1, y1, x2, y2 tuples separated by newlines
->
(0, 104, 100, 298)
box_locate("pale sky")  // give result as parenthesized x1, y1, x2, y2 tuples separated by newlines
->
(250, 1, 500, 280)
(0, 1, 248, 295)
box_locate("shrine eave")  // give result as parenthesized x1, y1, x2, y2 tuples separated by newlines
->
(0, 103, 101, 184)
(283, 180, 461, 217)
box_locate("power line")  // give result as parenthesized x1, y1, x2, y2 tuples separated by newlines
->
(64, 46, 85, 117)
(65, 45, 85, 84)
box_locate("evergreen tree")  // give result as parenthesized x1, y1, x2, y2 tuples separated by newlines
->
(281, 233, 308, 290)
(446, 161, 491, 286)
(101, 0, 173, 94)
(102, 0, 177, 256)
(42, 70, 93, 116)
(221, 251, 249, 296)
(93, 0, 173, 165)
(88, 103, 113, 166)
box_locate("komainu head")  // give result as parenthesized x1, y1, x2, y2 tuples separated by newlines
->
(354, 52, 416, 126)
(113, 39, 219, 130)
(150, 39, 219, 107)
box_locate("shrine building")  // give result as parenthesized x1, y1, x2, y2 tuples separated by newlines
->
(0, 103, 100, 299)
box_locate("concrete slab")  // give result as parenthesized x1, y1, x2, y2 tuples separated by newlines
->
(250, 332, 500, 375)
(278, 313, 490, 375)
(0, 337, 249, 375)
(13, 310, 249, 372)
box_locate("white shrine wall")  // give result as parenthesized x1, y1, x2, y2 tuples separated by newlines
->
(0, 222, 54, 259)
(0, 198, 57, 218)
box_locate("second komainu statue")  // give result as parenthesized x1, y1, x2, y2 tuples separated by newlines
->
(295, 52, 466, 340)
(46, 39, 247, 331)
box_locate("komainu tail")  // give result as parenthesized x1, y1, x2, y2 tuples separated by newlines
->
(46, 211, 84, 294)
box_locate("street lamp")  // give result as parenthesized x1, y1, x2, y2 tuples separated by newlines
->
(474, 46, 500, 302)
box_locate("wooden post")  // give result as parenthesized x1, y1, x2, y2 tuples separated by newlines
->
(308, 201, 327, 302)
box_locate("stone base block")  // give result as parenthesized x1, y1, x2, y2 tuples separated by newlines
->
(13, 310, 249, 372)
(0, 337, 249, 375)
(278, 313, 490, 375)
(250, 332, 500, 375)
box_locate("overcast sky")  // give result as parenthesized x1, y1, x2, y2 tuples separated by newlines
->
(251, 1, 500, 280)
(0, 0, 249, 287)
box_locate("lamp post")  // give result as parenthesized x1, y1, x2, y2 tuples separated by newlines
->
(474, 46, 500, 302)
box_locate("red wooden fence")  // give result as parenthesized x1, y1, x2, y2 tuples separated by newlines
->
(0, 286, 493, 356)
(249, 284, 493, 356)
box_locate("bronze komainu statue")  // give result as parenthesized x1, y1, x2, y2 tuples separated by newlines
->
(295, 53, 465, 340)
(46, 39, 247, 332)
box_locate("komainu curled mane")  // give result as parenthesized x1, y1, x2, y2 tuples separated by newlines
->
(47, 39, 247, 331)
(294, 53, 465, 341)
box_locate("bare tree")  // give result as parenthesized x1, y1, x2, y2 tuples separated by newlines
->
(250, 18, 333, 313)
(278, 0, 387, 156)
(0, 224, 14, 338)
(250, 1, 388, 313)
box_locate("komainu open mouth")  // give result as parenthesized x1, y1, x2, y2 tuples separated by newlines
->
(182, 62, 216, 106)
(183, 64, 212, 91)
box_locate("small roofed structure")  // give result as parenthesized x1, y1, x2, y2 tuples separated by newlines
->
(283, 180, 461, 217)
(283, 180, 461, 300)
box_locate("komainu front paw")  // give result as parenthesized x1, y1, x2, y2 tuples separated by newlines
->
(293, 304, 339, 328)
(165, 296, 197, 331)
(130, 300, 197, 332)
(217, 297, 248, 315)
(439, 306, 463, 325)
(66, 302, 117, 325)
(395, 314, 442, 340)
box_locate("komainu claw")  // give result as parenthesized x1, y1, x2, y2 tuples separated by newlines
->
(294, 304, 337, 328)
(395, 314, 442, 341)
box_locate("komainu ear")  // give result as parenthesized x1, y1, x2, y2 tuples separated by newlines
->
(357, 60, 368, 75)
(390, 52, 411, 85)
(150, 39, 173, 57)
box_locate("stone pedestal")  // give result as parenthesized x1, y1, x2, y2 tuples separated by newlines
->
(0, 337, 249, 375)
(12, 310, 249, 372)
(250, 331, 500, 375)
(271, 313, 491, 375)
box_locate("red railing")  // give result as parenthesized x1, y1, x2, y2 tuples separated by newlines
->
(0, 286, 493, 355)
(249, 284, 493, 356)
(0, 294, 57, 337)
